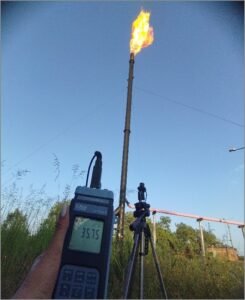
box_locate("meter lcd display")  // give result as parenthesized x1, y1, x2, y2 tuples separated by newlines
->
(69, 217, 104, 254)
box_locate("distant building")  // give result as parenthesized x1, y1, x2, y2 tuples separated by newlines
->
(207, 245, 239, 261)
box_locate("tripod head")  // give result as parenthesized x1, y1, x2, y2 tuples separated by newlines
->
(130, 183, 150, 232)
(138, 182, 147, 201)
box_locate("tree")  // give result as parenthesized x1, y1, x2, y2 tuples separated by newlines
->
(203, 229, 220, 247)
(2, 208, 29, 235)
(175, 222, 200, 256)
(158, 216, 171, 231)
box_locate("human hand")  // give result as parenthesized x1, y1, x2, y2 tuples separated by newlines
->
(13, 204, 69, 299)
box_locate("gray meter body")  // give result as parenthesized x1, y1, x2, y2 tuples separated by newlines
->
(53, 186, 114, 299)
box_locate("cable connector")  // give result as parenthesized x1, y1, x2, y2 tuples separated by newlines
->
(90, 151, 102, 189)
(85, 151, 102, 189)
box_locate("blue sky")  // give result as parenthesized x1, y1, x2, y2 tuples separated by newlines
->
(2, 1, 244, 253)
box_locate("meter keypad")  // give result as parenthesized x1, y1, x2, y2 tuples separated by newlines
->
(55, 265, 99, 299)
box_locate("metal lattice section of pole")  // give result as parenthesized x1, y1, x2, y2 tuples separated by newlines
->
(117, 53, 135, 240)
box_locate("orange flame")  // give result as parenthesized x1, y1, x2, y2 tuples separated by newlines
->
(130, 10, 154, 55)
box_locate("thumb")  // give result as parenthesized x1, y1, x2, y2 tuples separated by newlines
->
(47, 204, 70, 256)
(13, 205, 70, 299)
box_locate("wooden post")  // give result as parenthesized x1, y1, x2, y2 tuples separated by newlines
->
(197, 218, 205, 257)
(152, 211, 157, 248)
(238, 225, 245, 239)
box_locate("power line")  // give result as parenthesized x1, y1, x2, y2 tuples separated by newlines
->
(2, 95, 121, 184)
(2, 85, 243, 184)
(2, 127, 72, 187)
(4, 126, 71, 174)
(135, 86, 244, 128)
(229, 146, 245, 152)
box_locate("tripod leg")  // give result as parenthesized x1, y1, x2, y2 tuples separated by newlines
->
(139, 230, 145, 299)
(123, 232, 140, 299)
(148, 233, 168, 299)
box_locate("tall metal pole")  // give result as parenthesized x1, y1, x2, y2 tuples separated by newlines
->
(117, 53, 135, 239)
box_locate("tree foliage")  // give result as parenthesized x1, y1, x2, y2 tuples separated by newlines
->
(2, 208, 29, 234)
(158, 216, 171, 231)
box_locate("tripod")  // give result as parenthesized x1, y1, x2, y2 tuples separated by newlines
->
(123, 183, 168, 299)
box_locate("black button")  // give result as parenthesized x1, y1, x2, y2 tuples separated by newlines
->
(84, 286, 96, 299)
(62, 269, 74, 281)
(75, 270, 85, 283)
(86, 272, 97, 285)
(59, 283, 71, 297)
(71, 285, 83, 298)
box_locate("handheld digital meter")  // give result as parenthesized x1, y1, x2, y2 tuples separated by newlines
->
(53, 186, 114, 299)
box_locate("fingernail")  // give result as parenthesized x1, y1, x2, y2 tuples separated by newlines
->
(61, 204, 67, 217)
(30, 253, 44, 271)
